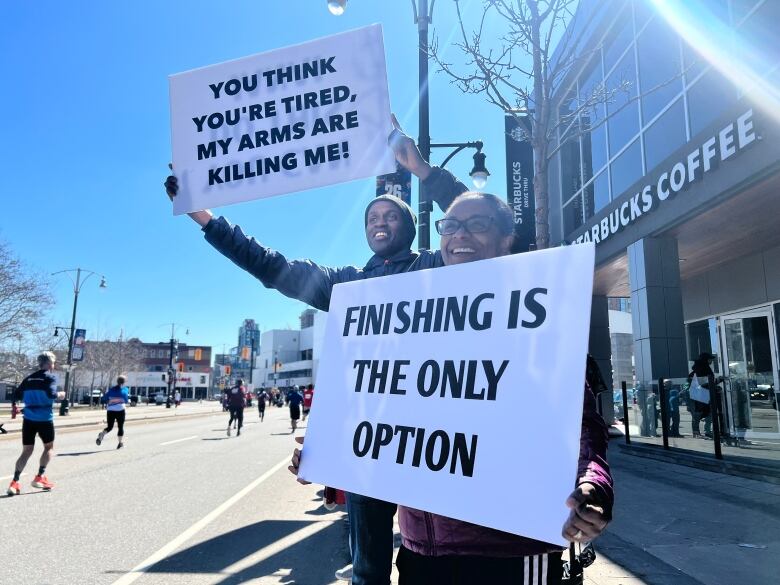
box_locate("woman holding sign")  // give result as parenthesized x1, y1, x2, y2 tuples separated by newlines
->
(291, 192, 613, 585)
(397, 193, 612, 584)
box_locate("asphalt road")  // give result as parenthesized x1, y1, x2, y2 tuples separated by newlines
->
(0, 406, 349, 585)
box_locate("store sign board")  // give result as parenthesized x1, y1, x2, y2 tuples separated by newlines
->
(574, 109, 757, 246)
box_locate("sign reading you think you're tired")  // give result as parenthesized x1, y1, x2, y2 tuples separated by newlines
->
(169, 25, 396, 215)
(298, 244, 596, 547)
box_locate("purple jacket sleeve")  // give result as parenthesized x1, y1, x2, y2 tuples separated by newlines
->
(577, 383, 614, 519)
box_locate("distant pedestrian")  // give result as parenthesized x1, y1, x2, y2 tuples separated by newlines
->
(174, 390, 181, 408)
(226, 379, 246, 437)
(257, 388, 267, 422)
(688, 352, 715, 438)
(302, 384, 314, 421)
(288, 386, 303, 433)
(96, 375, 129, 449)
(6, 352, 64, 496)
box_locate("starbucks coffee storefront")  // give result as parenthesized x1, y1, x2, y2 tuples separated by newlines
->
(546, 1, 780, 445)
(570, 104, 780, 442)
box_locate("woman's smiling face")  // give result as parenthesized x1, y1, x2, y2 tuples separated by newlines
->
(440, 198, 513, 266)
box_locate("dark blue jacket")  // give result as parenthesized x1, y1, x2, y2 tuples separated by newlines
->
(202, 168, 467, 310)
(16, 369, 59, 422)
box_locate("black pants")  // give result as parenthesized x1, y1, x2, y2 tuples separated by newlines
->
(396, 546, 563, 585)
(229, 407, 244, 429)
(104, 410, 126, 437)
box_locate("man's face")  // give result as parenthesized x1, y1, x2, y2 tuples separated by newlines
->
(440, 198, 512, 266)
(365, 201, 406, 257)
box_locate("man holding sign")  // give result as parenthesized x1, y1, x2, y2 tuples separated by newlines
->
(165, 125, 466, 585)
(292, 192, 612, 584)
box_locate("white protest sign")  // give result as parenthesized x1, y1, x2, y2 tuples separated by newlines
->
(169, 25, 396, 215)
(298, 244, 595, 547)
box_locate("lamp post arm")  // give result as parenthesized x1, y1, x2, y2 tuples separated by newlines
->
(429, 141, 484, 169)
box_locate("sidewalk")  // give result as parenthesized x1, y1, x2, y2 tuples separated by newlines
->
(0, 401, 224, 436)
(388, 441, 779, 584)
(581, 443, 779, 584)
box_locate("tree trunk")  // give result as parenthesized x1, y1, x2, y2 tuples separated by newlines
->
(533, 154, 550, 249)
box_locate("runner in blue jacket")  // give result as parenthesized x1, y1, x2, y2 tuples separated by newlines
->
(96, 376, 130, 449)
(7, 351, 64, 495)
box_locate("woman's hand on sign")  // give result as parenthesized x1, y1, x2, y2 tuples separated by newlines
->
(288, 436, 311, 485)
(165, 164, 214, 227)
(562, 482, 609, 542)
(389, 114, 432, 181)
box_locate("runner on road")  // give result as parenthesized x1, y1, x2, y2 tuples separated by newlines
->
(257, 388, 267, 422)
(96, 375, 129, 449)
(288, 386, 304, 433)
(227, 379, 247, 437)
(302, 384, 314, 421)
(6, 352, 65, 496)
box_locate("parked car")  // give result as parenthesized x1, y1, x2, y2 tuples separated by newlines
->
(152, 392, 166, 405)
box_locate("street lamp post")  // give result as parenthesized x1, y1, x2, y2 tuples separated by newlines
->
(52, 268, 107, 415)
(327, 1, 490, 250)
(160, 323, 188, 407)
(415, 0, 434, 251)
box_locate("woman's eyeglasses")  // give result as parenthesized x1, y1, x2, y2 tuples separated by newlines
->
(435, 215, 494, 236)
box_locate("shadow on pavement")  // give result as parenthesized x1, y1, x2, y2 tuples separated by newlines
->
(1, 490, 50, 499)
(202, 438, 228, 441)
(58, 450, 103, 456)
(141, 519, 348, 583)
(304, 505, 343, 517)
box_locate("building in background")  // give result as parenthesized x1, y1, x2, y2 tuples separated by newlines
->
(549, 0, 779, 440)
(253, 309, 327, 390)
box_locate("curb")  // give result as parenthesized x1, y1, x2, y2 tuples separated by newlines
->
(0, 409, 224, 439)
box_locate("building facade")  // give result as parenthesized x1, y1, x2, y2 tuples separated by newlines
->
(130, 341, 212, 400)
(252, 309, 327, 390)
(548, 0, 779, 440)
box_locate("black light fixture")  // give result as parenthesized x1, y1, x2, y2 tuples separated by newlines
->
(469, 149, 490, 190)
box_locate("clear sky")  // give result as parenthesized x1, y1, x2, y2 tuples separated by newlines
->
(0, 0, 515, 356)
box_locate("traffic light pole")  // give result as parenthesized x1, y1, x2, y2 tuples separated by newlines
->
(167, 332, 177, 408)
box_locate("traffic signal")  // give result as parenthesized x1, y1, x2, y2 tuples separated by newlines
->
(177, 362, 185, 372)
(225, 365, 231, 375)
(241, 346, 250, 360)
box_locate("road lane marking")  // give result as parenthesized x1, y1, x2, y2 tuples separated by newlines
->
(0, 472, 26, 481)
(111, 456, 290, 585)
(159, 435, 198, 446)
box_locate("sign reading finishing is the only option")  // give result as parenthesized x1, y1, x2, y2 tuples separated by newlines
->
(298, 244, 596, 547)
(168, 25, 396, 215)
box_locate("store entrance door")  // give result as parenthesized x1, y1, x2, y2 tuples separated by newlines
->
(720, 308, 779, 439)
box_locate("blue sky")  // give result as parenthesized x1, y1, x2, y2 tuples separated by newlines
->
(1, 0, 517, 356)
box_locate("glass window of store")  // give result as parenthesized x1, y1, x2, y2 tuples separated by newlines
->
(636, 15, 683, 124)
(686, 319, 721, 374)
(580, 56, 609, 184)
(643, 98, 687, 171)
(610, 138, 642, 198)
(606, 50, 640, 156)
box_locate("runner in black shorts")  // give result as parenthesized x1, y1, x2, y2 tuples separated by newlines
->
(257, 388, 267, 422)
(7, 352, 64, 496)
(22, 420, 56, 445)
